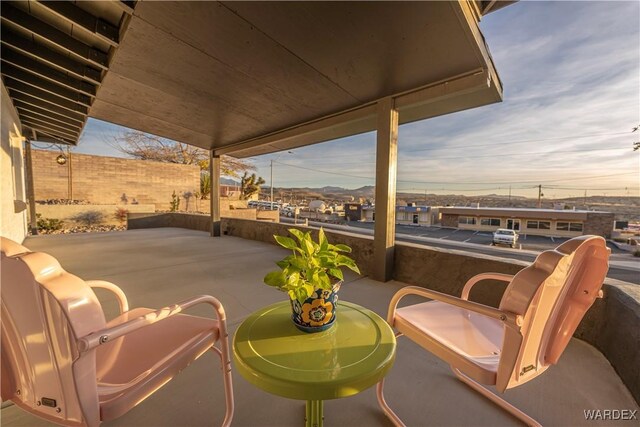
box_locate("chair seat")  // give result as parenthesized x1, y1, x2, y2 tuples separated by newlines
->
(96, 308, 219, 421)
(395, 301, 503, 384)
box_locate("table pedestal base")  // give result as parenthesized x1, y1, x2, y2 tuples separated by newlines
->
(305, 400, 324, 427)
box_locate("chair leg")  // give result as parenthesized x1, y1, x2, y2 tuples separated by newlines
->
(211, 342, 234, 427)
(450, 367, 541, 427)
(376, 378, 406, 427)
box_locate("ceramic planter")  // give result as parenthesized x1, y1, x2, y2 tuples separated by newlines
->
(289, 282, 342, 333)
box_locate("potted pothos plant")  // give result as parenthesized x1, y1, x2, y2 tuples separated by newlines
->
(264, 228, 360, 332)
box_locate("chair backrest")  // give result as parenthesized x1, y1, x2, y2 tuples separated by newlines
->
(1, 237, 106, 426)
(495, 235, 609, 392)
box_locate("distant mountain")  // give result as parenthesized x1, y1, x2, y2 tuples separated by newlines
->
(221, 178, 239, 185)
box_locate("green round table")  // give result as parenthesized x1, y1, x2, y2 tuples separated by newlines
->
(233, 301, 396, 427)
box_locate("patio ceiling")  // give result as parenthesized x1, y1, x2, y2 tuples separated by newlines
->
(0, 0, 510, 157)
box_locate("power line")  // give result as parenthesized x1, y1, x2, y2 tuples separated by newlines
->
(274, 160, 637, 185)
(253, 131, 630, 161)
(281, 146, 630, 166)
(403, 131, 629, 152)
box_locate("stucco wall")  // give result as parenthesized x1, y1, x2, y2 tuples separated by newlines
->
(0, 82, 27, 243)
(31, 149, 200, 210)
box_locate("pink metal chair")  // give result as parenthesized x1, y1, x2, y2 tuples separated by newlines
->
(377, 235, 610, 427)
(0, 237, 234, 427)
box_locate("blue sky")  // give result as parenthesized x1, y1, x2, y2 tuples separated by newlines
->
(68, 1, 639, 198)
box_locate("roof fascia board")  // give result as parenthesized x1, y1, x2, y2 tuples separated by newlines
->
(22, 121, 79, 140)
(35, 1, 120, 47)
(219, 68, 491, 158)
(1, 28, 102, 84)
(453, 0, 503, 97)
(9, 90, 87, 121)
(19, 114, 81, 135)
(2, 72, 92, 107)
(0, 3, 109, 69)
(214, 103, 378, 157)
(13, 99, 84, 125)
(5, 80, 89, 115)
(16, 105, 83, 129)
(1, 49, 97, 97)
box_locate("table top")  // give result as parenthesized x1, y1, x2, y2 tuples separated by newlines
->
(233, 300, 396, 401)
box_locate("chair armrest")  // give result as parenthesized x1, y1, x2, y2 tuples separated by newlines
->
(86, 280, 129, 313)
(461, 273, 514, 301)
(77, 295, 227, 353)
(388, 286, 519, 326)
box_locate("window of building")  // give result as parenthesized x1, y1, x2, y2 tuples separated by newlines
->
(480, 218, 500, 226)
(458, 216, 476, 225)
(570, 223, 583, 232)
(527, 220, 551, 229)
(557, 222, 583, 232)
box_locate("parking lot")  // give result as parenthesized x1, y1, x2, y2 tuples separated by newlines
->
(342, 222, 626, 253)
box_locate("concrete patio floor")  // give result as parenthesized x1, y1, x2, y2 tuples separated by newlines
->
(3, 228, 638, 427)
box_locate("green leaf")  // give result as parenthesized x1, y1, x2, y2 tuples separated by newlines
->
(334, 244, 352, 253)
(288, 228, 305, 243)
(264, 271, 286, 287)
(318, 228, 329, 251)
(303, 283, 315, 298)
(302, 235, 315, 256)
(328, 268, 344, 281)
(294, 287, 310, 304)
(287, 271, 301, 286)
(274, 235, 299, 251)
(317, 271, 331, 289)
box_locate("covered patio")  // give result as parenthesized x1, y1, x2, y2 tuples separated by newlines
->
(2, 228, 637, 426)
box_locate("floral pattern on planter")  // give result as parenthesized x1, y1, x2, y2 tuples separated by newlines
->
(290, 282, 341, 333)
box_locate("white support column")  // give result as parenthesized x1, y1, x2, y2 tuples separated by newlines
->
(373, 97, 398, 282)
(210, 151, 221, 237)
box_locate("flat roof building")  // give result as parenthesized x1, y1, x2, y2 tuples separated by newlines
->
(439, 207, 615, 238)
(360, 204, 440, 227)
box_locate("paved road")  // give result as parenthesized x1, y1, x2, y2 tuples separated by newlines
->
(282, 217, 639, 284)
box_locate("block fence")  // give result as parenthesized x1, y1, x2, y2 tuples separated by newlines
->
(31, 149, 200, 210)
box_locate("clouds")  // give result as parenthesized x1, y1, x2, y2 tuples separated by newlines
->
(253, 1, 639, 198)
(75, 2, 639, 198)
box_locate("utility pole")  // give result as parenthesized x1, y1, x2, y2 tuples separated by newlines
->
(583, 190, 587, 207)
(508, 185, 512, 205)
(537, 185, 543, 208)
(270, 159, 274, 210)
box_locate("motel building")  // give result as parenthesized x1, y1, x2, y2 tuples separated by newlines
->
(353, 203, 440, 226)
(439, 207, 615, 238)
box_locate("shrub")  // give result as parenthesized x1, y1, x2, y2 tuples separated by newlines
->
(114, 207, 129, 225)
(169, 191, 180, 212)
(71, 210, 105, 227)
(36, 214, 64, 232)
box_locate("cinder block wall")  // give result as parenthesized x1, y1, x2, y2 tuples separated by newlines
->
(440, 213, 459, 228)
(585, 212, 616, 238)
(31, 149, 200, 210)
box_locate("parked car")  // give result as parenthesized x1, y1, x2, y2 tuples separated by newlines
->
(492, 228, 518, 248)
